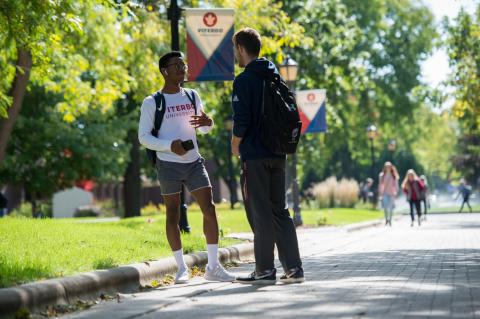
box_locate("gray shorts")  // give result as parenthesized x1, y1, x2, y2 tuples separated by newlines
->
(156, 157, 211, 195)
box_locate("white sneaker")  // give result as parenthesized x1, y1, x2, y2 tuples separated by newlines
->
(204, 264, 236, 282)
(175, 267, 190, 284)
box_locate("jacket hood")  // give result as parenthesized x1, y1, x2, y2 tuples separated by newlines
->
(245, 58, 278, 77)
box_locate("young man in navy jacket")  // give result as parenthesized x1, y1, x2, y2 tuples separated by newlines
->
(231, 27, 304, 284)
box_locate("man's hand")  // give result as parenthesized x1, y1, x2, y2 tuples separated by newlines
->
(171, 139, 187, 156)
(189, 111, 213, 128)
(231, 135, 242, 157)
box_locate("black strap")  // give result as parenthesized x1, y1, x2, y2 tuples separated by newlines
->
(258, 80, 266, 131)
(184, 88, 197, 115)
(152, 91, 166, 135)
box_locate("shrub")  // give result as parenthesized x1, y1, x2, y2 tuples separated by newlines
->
(8, 203, 33, 218)
(335, 178, 360, 208)
(311, 177, 360, 208)
(8, 202, 52, 218)
(74, 205, 101, 218)
(96, 200, 119, 217)
(141, 202, 163, 216)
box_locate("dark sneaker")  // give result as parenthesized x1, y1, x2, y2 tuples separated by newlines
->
(280, 267, 305, 284)
(235, 268, 276, 285)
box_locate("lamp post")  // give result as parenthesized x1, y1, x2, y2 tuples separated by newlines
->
(367, 124, 378, 206)
(168, 0, 190, 233)
(279, 56, 302, 226)
(224, 116, 238, 209)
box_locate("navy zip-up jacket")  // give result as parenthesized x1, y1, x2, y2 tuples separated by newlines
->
(232, 58, 284, 160)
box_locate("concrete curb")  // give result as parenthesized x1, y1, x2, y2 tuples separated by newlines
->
(0, 243, 253, 318)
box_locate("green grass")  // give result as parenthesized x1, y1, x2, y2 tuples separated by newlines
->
(300, 208, 383, 226)
(0, 205, 381, 288)
(426, 205, 480, 213)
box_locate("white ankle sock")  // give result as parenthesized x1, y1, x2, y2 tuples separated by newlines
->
(173, 249, 187, 270)
(207, 244, 219, 270)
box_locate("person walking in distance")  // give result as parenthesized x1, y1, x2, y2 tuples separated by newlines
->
(138, 51, 235, 284)
(378, 162, 399, 226)
(231, 27, 304, 284)
(402, 169, 425, 227)
(419, 175, 429, 221)
(456, 178, 473, 213)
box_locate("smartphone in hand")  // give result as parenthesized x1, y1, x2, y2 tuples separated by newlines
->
(181, 140, 194, 151)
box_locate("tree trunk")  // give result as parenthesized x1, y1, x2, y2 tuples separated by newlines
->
(123, 129, 141, 218)
(4, 184, 23, 213)
(0, 49, 32, 164)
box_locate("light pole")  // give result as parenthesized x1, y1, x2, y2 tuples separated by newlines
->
(279, 56, 302, 226)
(168, 0, 190, 233)
(224, 116, 238, 209)
(367, 124, 378, 206)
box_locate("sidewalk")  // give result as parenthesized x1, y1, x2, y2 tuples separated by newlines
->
(64, 213, 480, 318)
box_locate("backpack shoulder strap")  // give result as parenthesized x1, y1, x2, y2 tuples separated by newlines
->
(257, 79, 267, 132)
(184, 88, 197, 115)
(152, 91, 166, 132)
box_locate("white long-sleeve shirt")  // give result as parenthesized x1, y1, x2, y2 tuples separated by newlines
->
(138, 89, 213, 163)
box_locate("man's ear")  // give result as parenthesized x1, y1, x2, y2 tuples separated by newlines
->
(161, 68, 168, 76)
(236, 44, 244, 56)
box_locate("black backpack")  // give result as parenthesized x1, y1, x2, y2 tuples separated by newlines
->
(259, 73, 302, 155)
(145, 89, 196, 166)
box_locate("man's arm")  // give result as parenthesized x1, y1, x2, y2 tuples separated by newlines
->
(231, 77, 250, 156)
(190, 90, 214, 134)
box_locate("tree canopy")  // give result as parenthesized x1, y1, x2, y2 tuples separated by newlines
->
(445, 4, 480, 184)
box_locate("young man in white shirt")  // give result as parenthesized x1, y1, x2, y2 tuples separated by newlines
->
(138, 51, 235, 284)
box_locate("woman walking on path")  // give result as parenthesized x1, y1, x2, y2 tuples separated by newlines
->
(378, 162, 399, 226)
(419, 175, 429, 221)
(402, 169, 425, 226)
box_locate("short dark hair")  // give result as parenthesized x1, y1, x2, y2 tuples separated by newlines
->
(233, 27, 261, 56)
(159, 51, 183, 72)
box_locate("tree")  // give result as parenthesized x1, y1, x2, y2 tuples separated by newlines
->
(0, 84, 130, 216)
(281, 0, 437, 185)
(445, 5, 480, 184)
(0, 0, 93, 164)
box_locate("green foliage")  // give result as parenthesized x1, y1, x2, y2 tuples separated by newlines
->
(8, 202, 34, 219)
(281, 0, 438, 184)
(411, 108, 457, 182)
(0, 0, 96, 117)
(0, 85, 131, 197)
(42, 3, 132, 122)
(445, 5, 480, 183)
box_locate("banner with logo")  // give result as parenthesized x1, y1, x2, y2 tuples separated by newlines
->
(186, 9, 235, 82)
(296, 89, 327, 134)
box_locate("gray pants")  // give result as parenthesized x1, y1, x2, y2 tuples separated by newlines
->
(382, 194, 395, 222)
(241, 158, 302, 273)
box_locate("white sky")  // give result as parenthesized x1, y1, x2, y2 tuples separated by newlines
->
(420, 0, 477, 87)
